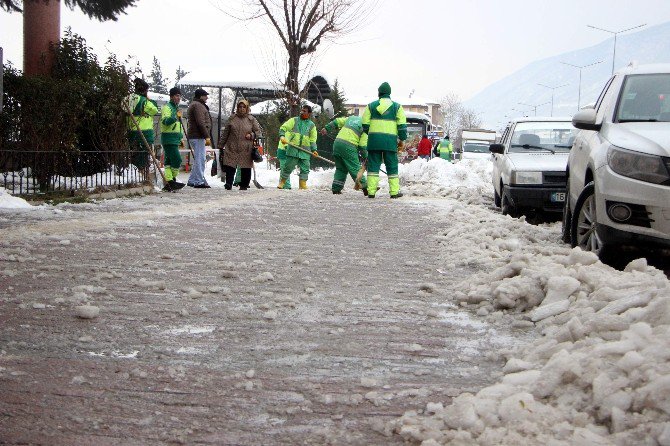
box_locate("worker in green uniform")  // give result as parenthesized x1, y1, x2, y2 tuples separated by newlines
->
(437, 134, 453, 161)
(277, 105, 318, 190)
(321, 115, 368, 195)
(127, 78, 158, 169)
(159, 87, 186, 191)
(361, 82, 407, 198)
(275, 140, 292, 189)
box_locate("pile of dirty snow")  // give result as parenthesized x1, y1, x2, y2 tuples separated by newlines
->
(400, 158, 493, 201)
(0, 187, 33, 209)
(389, 200, 670, 445)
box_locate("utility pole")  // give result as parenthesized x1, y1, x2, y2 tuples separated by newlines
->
(587, 23, 646, 75)
(518, 101, 551, 117)
(537, 83, 569, 116)
(560, 60, 603, 110)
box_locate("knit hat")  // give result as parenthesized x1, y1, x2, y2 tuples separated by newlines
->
(193, 88, 209, 99)
(378, 82, 391, 97)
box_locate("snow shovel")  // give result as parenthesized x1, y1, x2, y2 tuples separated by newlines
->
(124, 102, 172, 191)
(252, 165, 263, 189)
(286, 142, 336, 166)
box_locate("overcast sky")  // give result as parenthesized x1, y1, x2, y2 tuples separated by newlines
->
(2, 0, 670, 103)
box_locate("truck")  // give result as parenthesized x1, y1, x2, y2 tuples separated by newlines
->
(456, 128, 497, 161)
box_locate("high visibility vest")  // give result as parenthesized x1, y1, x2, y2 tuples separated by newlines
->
(160, 102, 183, 145)
(331, 116, 367, 150)
(362, 98, 407, 151)
(127, 94, 158, 132)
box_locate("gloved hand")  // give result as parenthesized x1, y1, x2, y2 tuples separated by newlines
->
(179, 140, 185, 149)
(397, 141, 405, 151)
(177, 110, 182, 119)
(245, 133, 252, 140)
(205, 138, 211, 146)
(312, 151, 319, 157)
(280, 136, 288, 145)
(320, 128, 327, 136)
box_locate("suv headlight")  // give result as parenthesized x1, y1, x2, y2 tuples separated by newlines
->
(512, 171, 542, 185)
(607, 146, 670, 184)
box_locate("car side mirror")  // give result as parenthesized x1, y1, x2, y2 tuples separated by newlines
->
(572, 109, 601, 131)
(489, 143, 505, 154)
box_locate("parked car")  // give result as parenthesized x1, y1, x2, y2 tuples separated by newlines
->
(455, 129, 497, 161)
(489, 117, 576, 217)
(563, 63, 670, 257)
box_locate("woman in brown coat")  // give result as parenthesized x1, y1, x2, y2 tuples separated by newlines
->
(218, 99, 262, 190)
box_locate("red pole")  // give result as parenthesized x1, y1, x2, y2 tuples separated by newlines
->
(23, 0, 61, 76)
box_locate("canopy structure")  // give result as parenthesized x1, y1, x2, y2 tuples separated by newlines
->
(178, 71, 332, 139)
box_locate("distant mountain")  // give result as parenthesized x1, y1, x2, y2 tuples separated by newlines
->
(465, 21, 670, 130)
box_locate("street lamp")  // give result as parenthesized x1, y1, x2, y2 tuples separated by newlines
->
(537, 83, 569, 117)
(587, 23, 646, 74)
(560, 60, 603, 110)
(518, 101, 551, 117)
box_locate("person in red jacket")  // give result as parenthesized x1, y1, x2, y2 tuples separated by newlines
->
(417, 134, 433, 160)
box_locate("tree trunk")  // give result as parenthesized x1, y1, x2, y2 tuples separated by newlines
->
(286, 50, 301, 116)
(24, 0, 61, 76)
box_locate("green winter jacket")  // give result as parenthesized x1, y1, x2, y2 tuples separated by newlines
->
(160, 102, 183, 145)
(280, 117, 317, 160)
(325, 116, 368, 159)
(361, 96, 407, 151)
(127, 94, 158, 132)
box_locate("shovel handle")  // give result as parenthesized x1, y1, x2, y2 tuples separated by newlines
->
(286, 142, 336, 166)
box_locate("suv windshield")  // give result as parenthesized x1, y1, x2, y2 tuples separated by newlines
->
(616, 73, 670, 122)
(509, 121, 577, 153)
(463, 143, 490, 153)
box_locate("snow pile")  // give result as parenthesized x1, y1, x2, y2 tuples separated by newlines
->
(400, 158, 493, 200)
(391, 241, 670, 444)
(0, 187, 33, 209)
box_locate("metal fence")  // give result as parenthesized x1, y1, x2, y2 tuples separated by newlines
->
(0, 149, 150, 196)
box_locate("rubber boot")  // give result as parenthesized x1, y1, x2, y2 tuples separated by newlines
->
(299, 179, 308, 190)
(277, 178, 286, 189)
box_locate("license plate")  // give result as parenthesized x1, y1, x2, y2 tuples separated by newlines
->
(551, 192, 566, 202)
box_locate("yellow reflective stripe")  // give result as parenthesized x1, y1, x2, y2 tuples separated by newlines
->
(368, 119, 398, 135)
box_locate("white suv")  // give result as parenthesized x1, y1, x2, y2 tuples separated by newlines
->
(490, 117, 576, 217)
(563, 63, 670, 257)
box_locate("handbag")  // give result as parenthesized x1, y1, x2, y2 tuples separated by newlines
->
(251, 146, 263, 163)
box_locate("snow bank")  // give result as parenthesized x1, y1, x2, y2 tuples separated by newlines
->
(0, 187, 33, 209)
(389, 198, 670, 444)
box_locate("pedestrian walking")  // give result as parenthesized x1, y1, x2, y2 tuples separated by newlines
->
(277, 105, 318, 190)
(186, 88, 213, 188)
(218, 99, 262, 190)
(417, 134, 432, 160)
(127, 78, 158, 169)
(321, 115, 368, 195)
(361, 82, 407, 198)
(159, 87, 186, 191)
(437, 134, 453, 161)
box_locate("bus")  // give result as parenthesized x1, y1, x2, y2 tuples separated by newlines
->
(402, 112, 442, 162)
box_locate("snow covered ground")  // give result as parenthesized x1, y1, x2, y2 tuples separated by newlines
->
(1, 157, 669, 445)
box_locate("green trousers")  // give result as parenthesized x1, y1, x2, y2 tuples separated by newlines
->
(281, 155, 310, 181)
(332, 140, 366, 192)
(162, 143, 182, 182)
(128, 130, 154, 169)
(276, 149, 291, 189)
(367, 150, 400, 197)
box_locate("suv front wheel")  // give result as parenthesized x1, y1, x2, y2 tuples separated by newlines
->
(570, 181, 607, 256)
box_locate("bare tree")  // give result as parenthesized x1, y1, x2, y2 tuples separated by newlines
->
(218, 0, 374, 115)
(438, 92, 463, 137)
(458, 108, 482, 130)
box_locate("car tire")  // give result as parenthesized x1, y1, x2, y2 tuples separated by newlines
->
(561, 182, 572, 243)
(494, 188, 501, 207)
(501, 187, 519, 218)
(570, 181, 609, 257)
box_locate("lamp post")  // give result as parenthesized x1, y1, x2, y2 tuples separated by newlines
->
(560, 60, 603, 110)
(537, 83, 569, 116)
(587, 24, 646, 75)
(518, 101, 551, 117)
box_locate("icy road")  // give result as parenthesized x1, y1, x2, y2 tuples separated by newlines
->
(1, 159, 669, 445)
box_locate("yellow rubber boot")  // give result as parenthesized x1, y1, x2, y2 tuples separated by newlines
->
(299, 179, 308, 190)
(277, 178, 286, 189)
